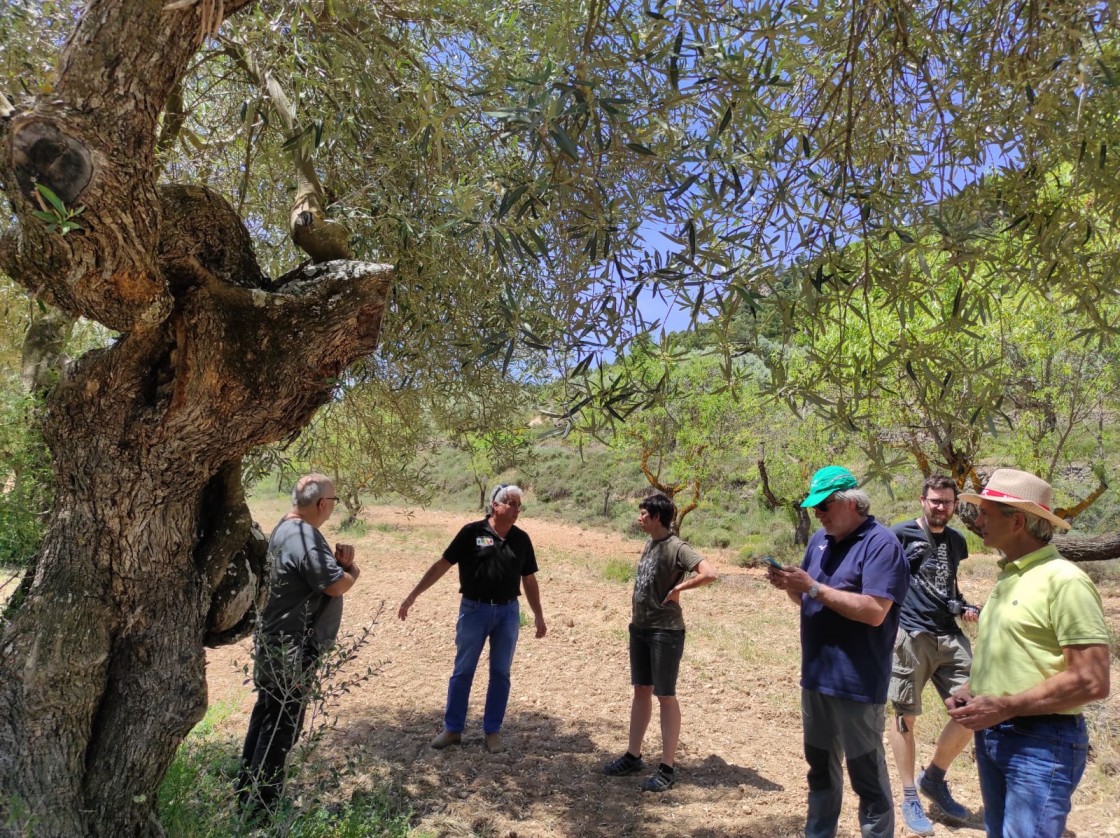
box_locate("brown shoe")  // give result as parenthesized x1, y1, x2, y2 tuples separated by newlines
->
(484, 732, 505, 754)
(431, 729, 462, 749)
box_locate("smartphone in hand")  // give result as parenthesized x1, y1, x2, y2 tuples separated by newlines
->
(761, 556, 785, 570)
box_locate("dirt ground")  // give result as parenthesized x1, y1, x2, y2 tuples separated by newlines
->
(204, 502, 1120, 837)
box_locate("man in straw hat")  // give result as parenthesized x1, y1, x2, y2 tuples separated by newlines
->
(949, 468, 1110, 838)
(767, 466, 910, 838)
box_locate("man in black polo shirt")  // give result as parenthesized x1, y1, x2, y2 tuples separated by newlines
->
(399, 483, 546, 754)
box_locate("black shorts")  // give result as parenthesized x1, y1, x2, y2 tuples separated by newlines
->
(629, 624, 686, 697)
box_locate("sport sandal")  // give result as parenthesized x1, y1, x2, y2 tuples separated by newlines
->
(603, 752, 643, 776)
(641, 766, 675, 792)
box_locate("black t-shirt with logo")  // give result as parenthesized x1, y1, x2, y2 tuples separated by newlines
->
(443, 519, 539, 602)
(891, 519, 969, 636)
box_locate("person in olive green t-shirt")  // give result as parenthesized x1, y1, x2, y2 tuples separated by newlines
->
(601, 493, 717, 793)
(948, 469, 1110, 838)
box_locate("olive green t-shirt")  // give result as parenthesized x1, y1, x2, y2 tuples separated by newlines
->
(631, 535, 703, 630)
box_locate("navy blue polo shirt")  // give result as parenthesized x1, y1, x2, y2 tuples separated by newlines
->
(799, 516, 909, 704)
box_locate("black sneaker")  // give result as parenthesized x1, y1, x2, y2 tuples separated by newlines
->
(603, 752, 643, 776)
(641, 765, 675, 792)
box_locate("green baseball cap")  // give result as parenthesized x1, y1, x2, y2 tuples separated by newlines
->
(801, 465, 858, 508)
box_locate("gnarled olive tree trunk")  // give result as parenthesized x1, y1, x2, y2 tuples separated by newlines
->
(0, 1, 391, 834)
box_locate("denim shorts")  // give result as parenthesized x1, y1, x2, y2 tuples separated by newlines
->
(629, 624, 686, 696)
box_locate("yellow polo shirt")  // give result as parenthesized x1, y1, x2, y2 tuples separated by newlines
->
(970, 544, 1110, 714)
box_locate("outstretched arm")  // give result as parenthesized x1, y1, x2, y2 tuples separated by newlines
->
(398, 558, 452, 619)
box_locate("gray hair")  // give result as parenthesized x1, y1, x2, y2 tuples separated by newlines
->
(292, 474, 331, 508)
(832, 488, 871, 516)
(1020, 508, 1055, 544)
(487, 483, 522, 515)
(995, 504, 1055, 544)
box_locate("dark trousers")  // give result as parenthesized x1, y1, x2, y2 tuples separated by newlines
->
(802, 689, 894, 838)
(237, 650, 315, 814)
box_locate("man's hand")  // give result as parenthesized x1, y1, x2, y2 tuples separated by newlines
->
(767, 565, 812, 593)
(947, 692, 1011, 731)
(962, 606, 980, 623)
(534, 613, 547, 638)
(398, 597, 414, 621)
(766, 562, 801, 600)
(945, 684, 972, 711)
(945, 683, 1013, 731)
(334, 543, 355, 570)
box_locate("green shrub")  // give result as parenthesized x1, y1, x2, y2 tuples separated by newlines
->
(735, 534, 779, 566)
(159, 634, 414, 837)
(0, 387, 52, 567)
(158, 719, 415, 838)
(338, 518, 367, 538)
(602, 558, 634, 584)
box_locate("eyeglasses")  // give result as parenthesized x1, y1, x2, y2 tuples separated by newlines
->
(322, 496, 339, 502)
(922, 498, 956, 508)
(813, 498, 835, 512)
(501, 500, 523, 509)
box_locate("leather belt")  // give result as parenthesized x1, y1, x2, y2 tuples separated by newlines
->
(1004, 714, 1082, 726)
(465, 596, 515, 606)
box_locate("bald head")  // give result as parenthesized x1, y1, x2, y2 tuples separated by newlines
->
(292, 473, 333, 508)
(290, 473, 338, 527)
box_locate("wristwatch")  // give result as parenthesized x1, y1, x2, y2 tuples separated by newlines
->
(808, 583, 821, 600)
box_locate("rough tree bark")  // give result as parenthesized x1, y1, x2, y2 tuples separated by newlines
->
(0, 1, 391, 835)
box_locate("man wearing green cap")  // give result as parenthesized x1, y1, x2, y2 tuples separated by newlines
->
(767, 465, 909, 838)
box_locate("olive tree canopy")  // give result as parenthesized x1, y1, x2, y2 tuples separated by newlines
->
(1, 0, 1116, 833)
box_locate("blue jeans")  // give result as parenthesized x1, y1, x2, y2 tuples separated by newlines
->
(975, 715, 1088, 838)
(444, 598, 520, 735)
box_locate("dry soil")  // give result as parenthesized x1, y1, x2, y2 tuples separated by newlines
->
(203, 502, 1120, 837)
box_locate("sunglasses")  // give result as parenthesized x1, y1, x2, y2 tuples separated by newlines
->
(813, 497, 835, 512)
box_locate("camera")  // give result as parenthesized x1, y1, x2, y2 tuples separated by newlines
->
(946, 599, 964, 616)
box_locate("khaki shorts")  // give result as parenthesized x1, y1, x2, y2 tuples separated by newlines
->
(888, 629, 972, 716)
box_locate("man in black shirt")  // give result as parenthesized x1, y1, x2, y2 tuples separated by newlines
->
(399, 484, 546, 754)
(887, 475, 978, 835)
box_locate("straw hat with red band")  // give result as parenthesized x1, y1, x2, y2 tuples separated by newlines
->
(958, 468, 1071, 530)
